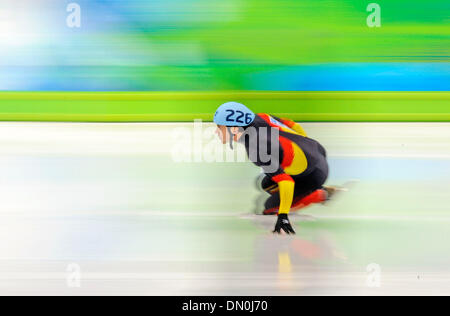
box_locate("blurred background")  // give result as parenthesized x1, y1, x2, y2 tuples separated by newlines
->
(0, 0, 448, 91)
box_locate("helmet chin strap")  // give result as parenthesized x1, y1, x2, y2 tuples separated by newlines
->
(227, 126, 234, 150)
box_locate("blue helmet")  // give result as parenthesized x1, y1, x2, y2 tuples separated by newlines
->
(213, 102, 255, 127)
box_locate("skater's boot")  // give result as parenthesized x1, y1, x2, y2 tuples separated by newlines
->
(322, 185, 349, 203)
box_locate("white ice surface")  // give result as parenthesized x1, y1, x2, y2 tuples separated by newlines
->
(0, 122, 449, 295)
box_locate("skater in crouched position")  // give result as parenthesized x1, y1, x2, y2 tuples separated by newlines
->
(214, 102, 332, 234)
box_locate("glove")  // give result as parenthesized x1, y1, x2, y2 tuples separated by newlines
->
(273, 213, 296, 234)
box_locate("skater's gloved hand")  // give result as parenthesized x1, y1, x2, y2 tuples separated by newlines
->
(273, 213, 296, 234)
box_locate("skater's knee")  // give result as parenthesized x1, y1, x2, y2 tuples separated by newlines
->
(262, 176, 278, 193)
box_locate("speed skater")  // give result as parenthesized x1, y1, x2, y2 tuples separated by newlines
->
(214, 102, 338, 234)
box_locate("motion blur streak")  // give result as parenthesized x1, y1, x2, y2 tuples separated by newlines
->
(0, 122, 449, 295)
(0, 0, 448, 90)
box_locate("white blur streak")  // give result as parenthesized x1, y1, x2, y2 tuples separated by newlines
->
(0, 1, 45, 48)
(0, 122, 448, 158)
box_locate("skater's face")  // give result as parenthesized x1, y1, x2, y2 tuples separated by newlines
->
(216, 125, 228, 144)
(216, 125, 241, 144)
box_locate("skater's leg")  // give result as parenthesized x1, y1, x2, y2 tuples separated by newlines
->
(263, 193, 281, 215)
(290, 189, 327, 211)
(253, 174, 279, 214)
(262, 165, 328, 215)
(289, 163, 328, 210)
(261, 175, 279, 194)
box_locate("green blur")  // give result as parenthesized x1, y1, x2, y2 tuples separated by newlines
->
(0, 91, 448, 122)
(159, 0, 448, 64)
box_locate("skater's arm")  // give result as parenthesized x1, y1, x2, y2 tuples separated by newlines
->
(271, 173, 296, 234)
(278, 180, 295, 214)
(272, 174, 295, 214)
